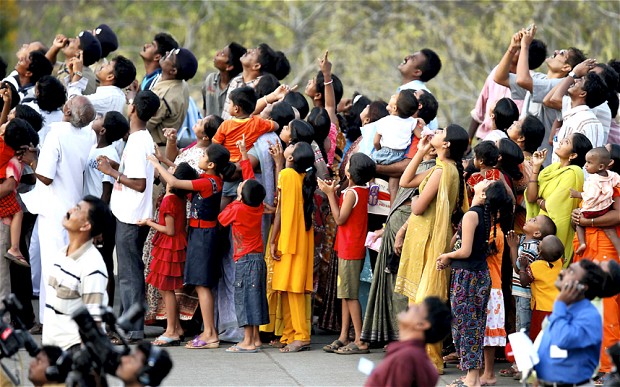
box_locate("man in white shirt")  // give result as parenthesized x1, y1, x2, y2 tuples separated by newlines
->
(397, 48, 441, 130)
(68, 54, 136, 115)
(21, 95, 97, 327)
(42, 195, 109, 351)
(97, 90, 160, 341)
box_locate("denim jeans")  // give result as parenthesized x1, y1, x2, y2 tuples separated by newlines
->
(514, 295, 532, 335)
(115, 220, 149, 339)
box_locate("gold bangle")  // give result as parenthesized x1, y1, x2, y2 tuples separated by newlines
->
(116, 173, 122, 183)
(591, 218, 594, 227)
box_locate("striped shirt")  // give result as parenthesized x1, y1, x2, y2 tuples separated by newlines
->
(42, 241, 108, 350)
(511, 236, 540, 298)
(552, 101, 604, 163)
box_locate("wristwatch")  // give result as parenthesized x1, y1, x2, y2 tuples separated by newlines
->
(74, 71, 83, 78)
(568, 71, 578, 79)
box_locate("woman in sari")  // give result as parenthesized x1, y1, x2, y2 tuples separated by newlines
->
(394, 124, 469, 373)
(570, 143, 620, 381)
(525, 133, 592, 265)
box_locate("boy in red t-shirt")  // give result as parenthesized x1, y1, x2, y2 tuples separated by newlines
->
(218, 136, 269, 353)
(318, 153, 376, 355)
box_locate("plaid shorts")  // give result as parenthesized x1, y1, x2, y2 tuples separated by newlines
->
(0, 191, 21, 218)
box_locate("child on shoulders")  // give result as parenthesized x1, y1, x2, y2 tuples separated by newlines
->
(518, 234, 564, 341)
(372, 90, 418, 202)
(318, 153, 376, 355)
(218, 136, 269, 353)
(570, 147, 620, 256)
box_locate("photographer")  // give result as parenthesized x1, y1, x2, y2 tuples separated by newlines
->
(115, 342, 172, 387)
(28, 346, 64, 387)
(40, 196, 111, 351)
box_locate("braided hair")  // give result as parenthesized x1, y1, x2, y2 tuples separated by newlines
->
(290, 142, 317, 231)
(483, 181, 514, 255)
(444, 124, 469, 225)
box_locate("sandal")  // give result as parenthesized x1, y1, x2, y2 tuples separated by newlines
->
(152, 335, 181, 347)
(5, 252, 30, 267)
(269, 339, 286, 348)
(280, 342, 311, 353)
(322, 339, 346, 353)
(594, 373, 612, 386)
(442, 352, 459, 364)
(499, 364, 518, 377)
(185, 338, 219, 349)
(335, 342, 370, 355)
(446, 379, 467, 387)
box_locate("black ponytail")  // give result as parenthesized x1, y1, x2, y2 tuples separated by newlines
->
(291, 142, 317, 231)
(444, 124, 469, 226)
(206, 144, 236, 181)
(484, 181, 514, 254)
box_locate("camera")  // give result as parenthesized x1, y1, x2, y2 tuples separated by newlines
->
(58, 303, 146, 387)
(0, 294, 41, 385)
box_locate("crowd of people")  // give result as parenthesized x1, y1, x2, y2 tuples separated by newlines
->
(0, 21, 619, 387)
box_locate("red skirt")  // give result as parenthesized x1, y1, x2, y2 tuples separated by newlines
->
(530, 309, 551, 341)
(0, 191, 21, 218)
(146, 245, 185, 291)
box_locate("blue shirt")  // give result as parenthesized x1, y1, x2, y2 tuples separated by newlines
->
(141, 68, 162, 91)
(535, 299, 601, 383)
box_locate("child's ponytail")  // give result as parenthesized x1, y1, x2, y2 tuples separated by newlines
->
(291, 142, 317, 231)
(171, 162, 198, 198)
(444, 124, 469, 226)
(484, 181, 514, 254)
(206, 144, 236, 181)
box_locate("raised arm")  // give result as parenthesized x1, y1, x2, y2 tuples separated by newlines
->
(146, 155, 194, 191)
(494, 31, 523, 88)
(544, 59, 596, 110)
(399, 135, 433, 188)
(319, 51, 338, 125)
(515, 26, 537, 92)
(526, 149, 546, 203)
(46, 34, 67, 65)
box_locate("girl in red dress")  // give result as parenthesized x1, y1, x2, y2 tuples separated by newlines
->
(141, 163, 197, 346)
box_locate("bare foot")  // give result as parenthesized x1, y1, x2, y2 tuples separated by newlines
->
(235, 342, 257, 351)
(480, 376, 497, 386)
(575, 243, 587, 255)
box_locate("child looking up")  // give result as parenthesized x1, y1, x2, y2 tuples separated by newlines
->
(0, 118, 39, 267)
(83, 112, 129, 201)
(269, 141, 317, 352)
(148, 144, 236, 350)
(436, 180, 513, 387)
(219, 136, 269, 353)
(518, 234, 564, 341)
(364, 297, 451, 387)
(466, 140, 516, 205)
(214, 86, 279, 163)
(372, 90, 419, 204)
(141, 163, 197, 346)
(481, 97, 520, 143)
(213, 86, 278, 207)
(318, 153, 376, 355)
(570, 147, 620, 256)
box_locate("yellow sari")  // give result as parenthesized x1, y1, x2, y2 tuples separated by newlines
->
(394, 158, 464, 303)
(525, 163, 583, 266)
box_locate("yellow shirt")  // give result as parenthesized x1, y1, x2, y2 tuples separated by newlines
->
(529, 258, 562, 312)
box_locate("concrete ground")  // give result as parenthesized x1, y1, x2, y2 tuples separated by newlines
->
(9, 312, 522, 386)
(7, 292, 522, 386)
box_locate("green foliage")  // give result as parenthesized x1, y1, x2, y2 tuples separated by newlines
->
(10, 0, 620, 126)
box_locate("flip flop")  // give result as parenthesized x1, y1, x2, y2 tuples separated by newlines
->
(269, 339, 286, 348)
(152, 335, 181, 347)
(279, 342, 311, 353)
(185, 338, 219, 349)
(225, 345, 258, 353)
(4, 252, 30, 267)
(322, 339, 346, 353)
(335, 342, 370, 355)
(446, 379, 467, 387)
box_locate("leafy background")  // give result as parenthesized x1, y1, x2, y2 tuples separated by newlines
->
(1, 0, 619, 127)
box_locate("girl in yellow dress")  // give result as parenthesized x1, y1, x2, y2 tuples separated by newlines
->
(269, 142, 317, 352)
